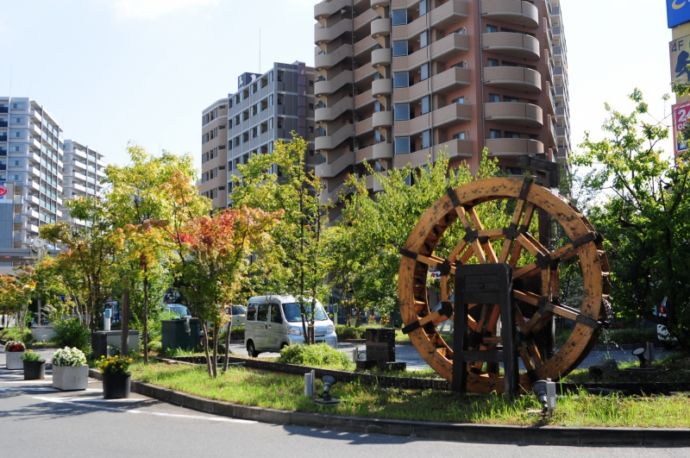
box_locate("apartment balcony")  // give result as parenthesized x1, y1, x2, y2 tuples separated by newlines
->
(30, 181, 40, 192)
(365, 174, 384, 192)
(315, 123, 355, 150)
(481, 0, 539, 28)
(354, 35, 377, 58)
(395, 103, 472, 136)
(314, 19, 353, 43)
(371, 0, 389, 8)
(371, 17, 391, 38)
(355, 116, 372, 135)
(485, 138, 544, 157)
(315, 44, 353, 70)
(354, 8, 378, 32)
(394, 66, 470, 102)
(315, 96, 353, 122)
(393, 0, 469, 39)
(354, 62, 377, 83)
(354, 88, 375, 109)
(315, 150, 354, 178)
(392, 33, 469, 71)
(372, 110, 393, 128)
(315, 70, 353, 96)
(393, 139, 473, 168)
(482, 32, 540, 60)
(483, 66, 541, 93)
(320, 181, 348, 205)
(356, 142, 394, 163)
(484, 102, 543, 127)
(371, 47, 392, 67)
(314, 0, 350, 19)
(371, 78, 393, 97)
(30, 166, 41, 177)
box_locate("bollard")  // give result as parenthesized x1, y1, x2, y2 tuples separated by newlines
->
(304, 369, 315, 398)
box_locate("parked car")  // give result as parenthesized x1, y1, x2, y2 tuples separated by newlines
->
(164, 303, 191, 318)
(244, 295, 337, 357)
(225, 305, 247, 326)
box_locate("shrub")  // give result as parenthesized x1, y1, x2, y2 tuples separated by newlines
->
(278, 343, 353, 370)
(0, 327, 33, 345)
(22, 350, 44, 362)
(52, 347, 87, 367)
(4, 341, 26, 352)
(96, 355, 133, 375)
(53, 318, 91, 354)
(336, 325, 364, 340)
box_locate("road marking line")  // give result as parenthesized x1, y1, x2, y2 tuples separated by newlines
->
(29, 395, 257, 424)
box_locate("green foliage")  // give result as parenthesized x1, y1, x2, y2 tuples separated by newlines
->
(572, 89, 690, 347)
(0, 327, 33, 345)
(324, 150, 500, 321)
(0, 267, 36, 330)
(22, 350, 45, 362)
(53, 317, 91, 354)
(335, 325, 365, 340)
(278, 343, 353, 370)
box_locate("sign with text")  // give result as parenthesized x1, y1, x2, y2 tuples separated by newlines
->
(669, 34, 690, 85)
(668, 0, 690, 28)
(673, 101, 690, 157)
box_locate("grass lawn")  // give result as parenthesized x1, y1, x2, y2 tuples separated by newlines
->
(131, 362, 690, 428)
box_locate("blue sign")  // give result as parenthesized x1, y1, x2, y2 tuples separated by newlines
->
(668, 0, 690, 28)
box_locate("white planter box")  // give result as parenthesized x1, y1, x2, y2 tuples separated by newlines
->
(6, 351, 24, 370)
(52, 365, 89, 391)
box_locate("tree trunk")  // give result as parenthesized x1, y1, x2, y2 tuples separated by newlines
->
(202, 322, 213, 377)
(143, 268, 149, 364)
(223, 320, 231, 373)
(212, 321, 219, 378)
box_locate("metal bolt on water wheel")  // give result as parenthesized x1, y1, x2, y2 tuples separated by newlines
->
(398, 177, 611, 393)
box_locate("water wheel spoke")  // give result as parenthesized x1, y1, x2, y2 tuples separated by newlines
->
(513, 289, 601, 331)
(467, 207, 498, 263)
(400, 248, 455, 274)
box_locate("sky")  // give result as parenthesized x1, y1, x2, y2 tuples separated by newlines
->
(0, 0, 674, 170)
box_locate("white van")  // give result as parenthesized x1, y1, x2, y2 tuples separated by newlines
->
(244, 295, 337, 357)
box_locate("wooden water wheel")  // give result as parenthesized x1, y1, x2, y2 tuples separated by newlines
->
(398, 177, 611, 393)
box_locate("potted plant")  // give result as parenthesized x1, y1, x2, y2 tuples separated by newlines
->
(4, 341, 26, 370)
(22, 350, 46, 380)
(97, 355, 133, 399)
(52, 347, 88, 391)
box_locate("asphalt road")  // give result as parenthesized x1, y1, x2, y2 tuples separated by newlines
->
(1, 363, 688, 458)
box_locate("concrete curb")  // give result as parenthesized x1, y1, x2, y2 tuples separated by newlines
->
(87, 369, 690, 446)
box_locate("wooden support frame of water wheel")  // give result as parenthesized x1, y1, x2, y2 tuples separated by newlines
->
(398, 177, 611, 393)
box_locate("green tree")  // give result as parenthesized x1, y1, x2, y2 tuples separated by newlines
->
(106, 146, 209, 361)
(324, 150, 500, 323)
(230, 136, 328, 342)
(0, 267, 36, 330)
(39, 197, 117, 330)
(573, 89, 690, 347)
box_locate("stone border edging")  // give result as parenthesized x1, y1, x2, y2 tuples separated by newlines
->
(87, 368, 690, 446)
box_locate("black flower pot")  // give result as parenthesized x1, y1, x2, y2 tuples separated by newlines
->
(102, 372, 131, 399)
(23, 360, 46, 380)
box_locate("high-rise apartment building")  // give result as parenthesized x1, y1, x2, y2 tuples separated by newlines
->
(200, 62, 316, 210)
(62, 139, 106, 226)
(0, 97, 64, 272)
(313, 0, 570, 201)
(199, 99, 229, 209)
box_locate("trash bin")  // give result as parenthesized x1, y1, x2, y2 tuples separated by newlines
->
(161, 318, 201, 352)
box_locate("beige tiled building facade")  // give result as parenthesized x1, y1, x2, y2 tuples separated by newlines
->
(199, 99, 229, 209)
(313, 0, 570, 201)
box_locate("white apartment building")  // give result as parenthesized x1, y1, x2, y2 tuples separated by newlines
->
(62, 139, 106, 226)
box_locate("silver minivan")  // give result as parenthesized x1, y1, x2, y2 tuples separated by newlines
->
(244, 295, 337, 357)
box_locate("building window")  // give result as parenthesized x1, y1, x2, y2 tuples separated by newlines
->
(420, 30, 429, 48)
(391, 9, 407, 26)
(488, 58, 499, 67)
(419, 0, 428, 16)
(394, 103, 410, 121)
(392, 40, 408, 57)
(421, 96, 431, 114)
(395, 137, 411, 155)
(489, 129, 501, 139)
(489, 94, 501, 102)
(486, 24, 498, 33)
(454, 132, 467, 140)
(393, 72, 409, 88)
(420, 63, 430, 81)
(421, 130, 432, 149)
(454, 96, 465, 104)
